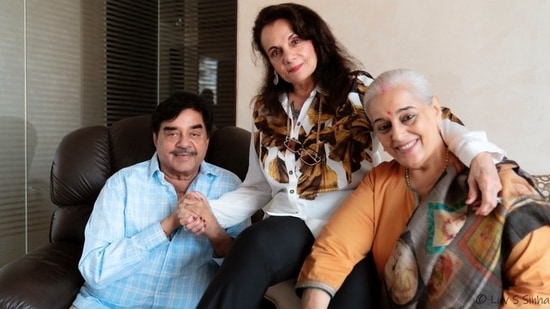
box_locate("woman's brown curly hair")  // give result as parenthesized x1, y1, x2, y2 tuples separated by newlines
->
(251, 3, 362, 117)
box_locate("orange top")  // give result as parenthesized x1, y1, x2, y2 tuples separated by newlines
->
(297, 160, 550, 308)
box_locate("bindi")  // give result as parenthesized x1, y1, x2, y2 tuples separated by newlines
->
(386, 111, 392, 116)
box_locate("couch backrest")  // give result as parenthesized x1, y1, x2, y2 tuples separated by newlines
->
(49, 115, 250, 244)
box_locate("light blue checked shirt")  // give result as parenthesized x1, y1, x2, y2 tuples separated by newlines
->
(72, 153, 246, 309)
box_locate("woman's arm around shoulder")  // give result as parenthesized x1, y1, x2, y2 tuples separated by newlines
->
(440, 118, 505, 215)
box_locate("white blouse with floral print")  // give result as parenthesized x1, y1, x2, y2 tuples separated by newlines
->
(210, 72, 504, 237)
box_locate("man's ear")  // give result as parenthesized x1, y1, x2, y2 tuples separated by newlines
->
(153, 133, 158, 148)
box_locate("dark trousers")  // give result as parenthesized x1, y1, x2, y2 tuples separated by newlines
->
(197, 216, 379, 309)
(329, 253, 380, 308)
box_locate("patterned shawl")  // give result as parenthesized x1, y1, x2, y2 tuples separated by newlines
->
(383, 160, 550, 308)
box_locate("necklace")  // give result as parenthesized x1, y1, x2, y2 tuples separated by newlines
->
(405, 148, 449, 192)
(289, 100, 300, 121)
(285, 93, 322, 161)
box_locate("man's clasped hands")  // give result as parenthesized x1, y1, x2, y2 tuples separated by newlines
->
(177, 192, 217, 236)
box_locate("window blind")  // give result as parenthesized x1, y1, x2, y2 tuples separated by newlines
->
(107, 0, 237, 127)
(158, 0, 237, 127)
(105, 0, 159, 125)
(0, 0, 236, 266)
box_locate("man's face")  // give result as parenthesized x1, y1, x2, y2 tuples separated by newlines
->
(153, 108, 209, 180)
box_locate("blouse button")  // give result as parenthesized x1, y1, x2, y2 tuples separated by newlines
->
(289, 170, 293, 175)
(289, 189, 295, 194)
(296, 122, 301, 126)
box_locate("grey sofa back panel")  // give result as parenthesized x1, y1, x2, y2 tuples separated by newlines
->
(110, 115, 155, 173)
(50, 125, 110, 207)
(205, 126, 251, 181)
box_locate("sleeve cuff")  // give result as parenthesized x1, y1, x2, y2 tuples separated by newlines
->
(440, 119, 506, 167)
(448, 131, 506, 166)
(295, 281, 337, 298)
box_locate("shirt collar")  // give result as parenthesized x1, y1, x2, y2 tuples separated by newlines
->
(280, 86, 321, 115)
(148, 152, 217, 181)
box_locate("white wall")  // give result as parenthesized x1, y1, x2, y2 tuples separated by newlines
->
(237, 0, 550, 174)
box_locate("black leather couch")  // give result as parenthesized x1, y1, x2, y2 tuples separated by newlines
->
(5, 114, 547, 308)
(0, 115, 253, 309)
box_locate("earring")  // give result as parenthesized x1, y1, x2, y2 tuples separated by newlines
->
(273, 71, 279, 85)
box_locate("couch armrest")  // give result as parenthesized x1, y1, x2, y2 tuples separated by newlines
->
(532, 174, 550, 201)
(0, 242, 83, 309)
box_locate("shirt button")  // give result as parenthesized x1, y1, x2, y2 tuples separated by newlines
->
(296, 122, 301, 126)
(289, 189, 295, 194)
(289, 170, 293, 175)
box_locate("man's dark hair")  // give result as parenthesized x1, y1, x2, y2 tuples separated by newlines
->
(151, 91, 214, 137)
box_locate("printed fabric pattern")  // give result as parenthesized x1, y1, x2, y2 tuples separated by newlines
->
(252, 71, 374, 200)
(383, 160, 550, 308)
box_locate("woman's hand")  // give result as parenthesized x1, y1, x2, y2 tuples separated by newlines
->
(178, 191, 234, 257)
(178, 192, 224, 238)
(177, 192, 207, 235)
(466, 152, 502, 215)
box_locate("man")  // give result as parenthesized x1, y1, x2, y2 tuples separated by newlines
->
(71, 92, 247, 308)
